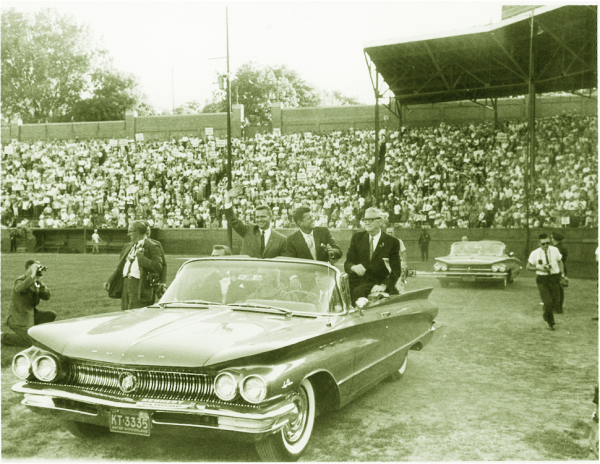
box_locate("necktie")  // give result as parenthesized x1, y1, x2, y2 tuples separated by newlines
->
(260, 231, 265, 258)
(307, 235, 317, 260)
(369, 236, 374, 261)
(545, 249, 550, 274)
(125, 242, 139, 277)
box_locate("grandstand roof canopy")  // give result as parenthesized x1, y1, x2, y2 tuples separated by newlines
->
(364, 5, 597, 106)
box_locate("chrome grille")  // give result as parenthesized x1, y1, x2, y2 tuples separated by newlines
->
(37, 362, 220, 403)
(448, 264, 491, 272)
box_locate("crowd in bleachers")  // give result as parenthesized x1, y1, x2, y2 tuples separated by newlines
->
(1, 112, 597, 231)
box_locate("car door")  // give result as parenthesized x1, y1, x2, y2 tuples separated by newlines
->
(378, 289, 436, 374)
(340, 306, 391, 400)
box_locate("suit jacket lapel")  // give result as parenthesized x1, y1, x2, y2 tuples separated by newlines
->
(250, 226, 262, 257)
(363, 232, 373, 261)
(298, 231, 313, 259)
(263, 229, 275, 256)
(371, 233, 386, 261)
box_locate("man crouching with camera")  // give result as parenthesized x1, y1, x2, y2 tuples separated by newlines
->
(2, 260, 55, 347)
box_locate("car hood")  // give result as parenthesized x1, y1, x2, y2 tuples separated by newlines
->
(436, 255, 517, 265)
(29, 306, 333, 368)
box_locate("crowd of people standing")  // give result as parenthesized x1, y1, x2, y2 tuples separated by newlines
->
(1, 112, 597, 232)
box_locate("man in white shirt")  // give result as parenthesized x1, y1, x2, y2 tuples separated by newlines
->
(526, 233, 565, 330)
(104, 221, 163, 310)
(91, 229, 101, 254)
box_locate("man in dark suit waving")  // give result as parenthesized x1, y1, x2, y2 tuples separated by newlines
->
(284, 206, 342, 263)
(224, 185, 287, 258)
(344, 207, 401, 304)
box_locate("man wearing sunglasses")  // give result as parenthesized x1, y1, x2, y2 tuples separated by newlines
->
(526, 233, 565, 330)
(345, 207, 401, 305)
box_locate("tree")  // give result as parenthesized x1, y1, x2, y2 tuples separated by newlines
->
(173, 100, 204, 115)
(201, 62, 358, 126)
(1, 8, 100, 123)
(69, 67, 144, 121)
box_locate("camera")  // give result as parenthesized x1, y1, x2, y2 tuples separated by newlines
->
(36, 265, 48, 277)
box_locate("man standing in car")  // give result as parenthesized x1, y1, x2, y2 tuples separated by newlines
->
(223, 185, 287, 258)
(345, 207, 401, 305)
(284, 206, 342, 263)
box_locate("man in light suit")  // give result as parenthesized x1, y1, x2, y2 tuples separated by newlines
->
(284, 206, 342, 263)
(104, 220, 163, 310)
(344, 207, 402, 305)
(224, 185, 287, 259)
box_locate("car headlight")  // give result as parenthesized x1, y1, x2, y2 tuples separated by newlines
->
(240, 375, 268, 404)
(12, 353, 32, 380)
(214, 372, 238, 401)
(491, 264, 506, 272)
(32, 355, 59, 382)
(433, 262, 447, 272)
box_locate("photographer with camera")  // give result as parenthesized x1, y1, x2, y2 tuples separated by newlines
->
(2, 260, 55, 347)
(526, 233, 565, 331)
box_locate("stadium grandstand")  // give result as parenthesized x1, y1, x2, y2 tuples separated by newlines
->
(1, 5, 597, 259)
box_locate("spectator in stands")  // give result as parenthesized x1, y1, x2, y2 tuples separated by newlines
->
(2, 114, 597, 232)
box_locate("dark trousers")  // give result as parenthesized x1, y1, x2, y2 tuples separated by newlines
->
(536, 274, 561, 326)
(350, 277, 399, 305)
(558, 285, 565, 312)
(2, 309, 57, 347)
(121, 277, 144, 310)
(420, 246, 429, 261)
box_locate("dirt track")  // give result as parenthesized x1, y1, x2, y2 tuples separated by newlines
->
(2, 272, 597, 461)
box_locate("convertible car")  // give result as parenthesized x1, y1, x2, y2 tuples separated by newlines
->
(12, 257, 440, 461)
(433, 240, 521, 288)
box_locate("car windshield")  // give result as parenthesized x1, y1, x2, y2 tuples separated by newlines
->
(451, 242, 505, 256)
(159, 259, 343, 314)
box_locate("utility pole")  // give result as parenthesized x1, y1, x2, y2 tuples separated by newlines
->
(226, 7, 233, 249)
(374, 73, 380, 204)
(171, 68, 175, 112)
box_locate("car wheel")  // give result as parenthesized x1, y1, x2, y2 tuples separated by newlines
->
(389, 353, 408, 382)
(64, 420, 109, 439)
(255, 378, 315, 462)
(439, 280, 449, 288)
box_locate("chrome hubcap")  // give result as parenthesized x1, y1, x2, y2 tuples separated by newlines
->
(284, 389, 308, 443)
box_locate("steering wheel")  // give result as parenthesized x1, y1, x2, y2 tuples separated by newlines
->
(284, 290, 319, 304)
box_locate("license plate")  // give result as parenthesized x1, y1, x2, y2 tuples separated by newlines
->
(110, 409, 151, 436)
(462, 276, 476, 282)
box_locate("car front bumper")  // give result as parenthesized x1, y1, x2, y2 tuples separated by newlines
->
(434, 272, 509, 282)
(12, 381, 296, 442)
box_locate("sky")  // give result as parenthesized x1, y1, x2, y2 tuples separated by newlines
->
(3, 1, 506, 112)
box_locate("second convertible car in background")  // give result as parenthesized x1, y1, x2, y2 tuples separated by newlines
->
(11, 257, 440, 461)
(433, 240, 521, 288)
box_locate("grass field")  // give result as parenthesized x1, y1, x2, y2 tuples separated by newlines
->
(1, 252, 598, 461)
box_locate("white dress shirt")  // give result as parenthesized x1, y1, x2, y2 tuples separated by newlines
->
(123, 238, 145, 279)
